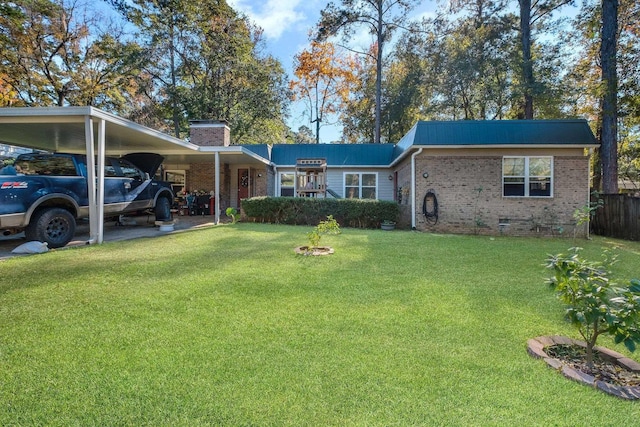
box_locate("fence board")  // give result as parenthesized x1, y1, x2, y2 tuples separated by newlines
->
(591, 194, 640, 241)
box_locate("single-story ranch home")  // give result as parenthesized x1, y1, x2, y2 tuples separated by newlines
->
(0, 107, 598, 239)
(181, 118, 598, 237)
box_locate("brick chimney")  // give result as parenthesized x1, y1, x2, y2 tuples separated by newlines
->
(189, 120, 231, 147)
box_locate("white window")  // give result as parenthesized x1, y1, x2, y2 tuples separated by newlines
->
(279, 172, 294, 197)
(344, 172, 377, 199)
(503, 156, 553, 197)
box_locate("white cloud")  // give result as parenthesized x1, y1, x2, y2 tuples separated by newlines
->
(228, 0, 307, 40)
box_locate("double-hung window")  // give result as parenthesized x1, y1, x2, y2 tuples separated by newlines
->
(503, 156, 553, 197)
(279, 173, 294, 197)
(344, 172, 377, 199)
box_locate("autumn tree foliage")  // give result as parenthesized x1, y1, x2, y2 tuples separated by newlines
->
(0, 0, 144, 111)
(290, 41, 358, 144)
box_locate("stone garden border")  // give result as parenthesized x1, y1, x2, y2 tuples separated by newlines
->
(527, 335, 640, 400)
(294, 246, 334, 256)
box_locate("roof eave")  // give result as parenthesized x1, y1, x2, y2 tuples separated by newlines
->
(197, 145, 271, 165)
(389, 143, 599, 167)
(275, 164, 392, 169)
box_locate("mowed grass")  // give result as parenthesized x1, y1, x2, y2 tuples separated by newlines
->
(1, 223, 640, 426)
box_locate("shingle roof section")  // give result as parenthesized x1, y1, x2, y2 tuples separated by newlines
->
(267, 144, 396, 167)
(396, 119, 598, 152)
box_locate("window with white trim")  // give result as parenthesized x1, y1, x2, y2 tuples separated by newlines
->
(503, 156, 553, 197)
(344, 172, 377, 199)
(279, 172, 294, 197)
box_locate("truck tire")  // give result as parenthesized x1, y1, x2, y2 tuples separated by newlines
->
(25, 208, 76, 249)
(154, 197, 172, 221)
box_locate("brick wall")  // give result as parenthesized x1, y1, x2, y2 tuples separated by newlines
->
(251, 167, 268, 197)
(406, 151, 590, 237)
(186, 163, 216, 194)
(189, 121, 230, 147)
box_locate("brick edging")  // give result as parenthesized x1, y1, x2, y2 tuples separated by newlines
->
(527, 335, 640, 400)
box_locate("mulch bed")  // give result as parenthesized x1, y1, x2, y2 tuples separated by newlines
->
(527, 335, 640, 400)
(545, 344, 640, 387)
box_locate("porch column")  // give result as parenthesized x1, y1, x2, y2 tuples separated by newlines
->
(96, 119, 106, 243)
(84, 116, 106, 244)
(84, 116, 98, 244)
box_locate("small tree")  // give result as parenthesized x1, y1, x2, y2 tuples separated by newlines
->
(546, 248, 640, 367)
(306, 215, 341, 248)
(572, 192, 603, 239)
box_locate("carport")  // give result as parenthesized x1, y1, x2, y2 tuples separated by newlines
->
(0, 106, 260, 245)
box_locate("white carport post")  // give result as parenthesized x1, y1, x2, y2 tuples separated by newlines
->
(84, 115, 107, 245)
(215, 151, 221, 224)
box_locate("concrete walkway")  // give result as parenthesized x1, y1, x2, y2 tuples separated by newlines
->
(0, 214, 217, 260)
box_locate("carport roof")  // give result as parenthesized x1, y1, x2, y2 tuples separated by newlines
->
(0, 106, 199, 155)
(0, 106, 269, 165)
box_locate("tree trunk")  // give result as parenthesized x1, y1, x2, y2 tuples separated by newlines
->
(314, 82, 320, 144)
(374, 3, 383, 144)
(600, 0, 618, 194)
(519, 0, 534, 119)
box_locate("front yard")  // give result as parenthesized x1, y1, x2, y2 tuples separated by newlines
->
(1, 224, 639, 425)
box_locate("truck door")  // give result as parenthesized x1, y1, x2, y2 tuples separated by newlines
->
(114, 158, 154, 211)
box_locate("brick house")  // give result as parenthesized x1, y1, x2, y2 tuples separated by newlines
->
(172, 119, 597, 237)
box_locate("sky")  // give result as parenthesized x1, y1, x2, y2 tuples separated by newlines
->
(227, 0, 438, 143)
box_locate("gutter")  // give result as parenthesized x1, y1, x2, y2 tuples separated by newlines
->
(389, 143, 599, 168)
(411, 148, 423, 230)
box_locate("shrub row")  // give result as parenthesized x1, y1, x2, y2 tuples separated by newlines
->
(241, 197, 400, 228)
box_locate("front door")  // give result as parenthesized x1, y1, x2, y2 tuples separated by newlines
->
(238, 168, 249, 202)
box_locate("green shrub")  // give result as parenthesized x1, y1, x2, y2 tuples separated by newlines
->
(225, 207, 238, 223)
(242, 197, 399, 228)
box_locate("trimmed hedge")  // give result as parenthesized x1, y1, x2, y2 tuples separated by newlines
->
(241, 197, 400, 229)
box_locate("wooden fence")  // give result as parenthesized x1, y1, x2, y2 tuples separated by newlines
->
(591, 194, 640, 241)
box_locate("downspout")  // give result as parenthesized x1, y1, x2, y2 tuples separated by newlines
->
(273, 164, 278, 196)
(411, 148, 423, 230)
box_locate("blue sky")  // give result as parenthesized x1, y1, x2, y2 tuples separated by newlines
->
(227, 0, 438, 143)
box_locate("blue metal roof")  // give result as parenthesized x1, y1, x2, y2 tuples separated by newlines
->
(396, 119, 598, 152)
(243, 144, 271, 160)
(266, 144, 396, 167)
(242, 120, 598, 167)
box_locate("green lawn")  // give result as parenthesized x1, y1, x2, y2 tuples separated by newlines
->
(1, 224, 640, 426)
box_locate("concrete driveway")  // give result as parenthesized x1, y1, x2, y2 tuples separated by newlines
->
(0, 214, 217, 260)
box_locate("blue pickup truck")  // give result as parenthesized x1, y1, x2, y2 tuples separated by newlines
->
(0, 152, 174, 248)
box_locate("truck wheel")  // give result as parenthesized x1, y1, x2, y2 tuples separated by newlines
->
(25, 208, 76, 249)
(154, 197, 172, 221)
